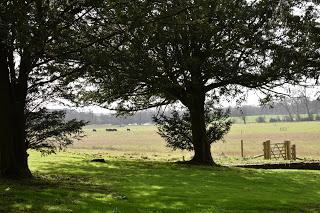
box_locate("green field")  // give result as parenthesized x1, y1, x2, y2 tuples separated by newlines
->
(0, 151, 319, 212)
(1, 121, 320, 212)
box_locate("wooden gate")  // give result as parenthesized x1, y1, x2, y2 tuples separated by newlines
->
(263, 140, 296, 160)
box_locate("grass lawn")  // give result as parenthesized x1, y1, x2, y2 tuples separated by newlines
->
(1, 151, 320, 212)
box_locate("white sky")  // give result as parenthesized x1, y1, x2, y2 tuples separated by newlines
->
(46, 85, 320, 114)
(46, 91, 265, 114)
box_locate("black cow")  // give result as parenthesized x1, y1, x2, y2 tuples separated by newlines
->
(106, 128, 117, 132)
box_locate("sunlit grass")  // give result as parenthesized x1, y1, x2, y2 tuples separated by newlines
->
(2, 121, 319, 212)
(0, 151, 319, 212)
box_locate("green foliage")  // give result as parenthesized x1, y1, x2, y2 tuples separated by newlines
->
(154, 107, 231, 151)
(84, 0, 316, 111)
(153, 110, 194, 151)
(26, 108, 87, 155)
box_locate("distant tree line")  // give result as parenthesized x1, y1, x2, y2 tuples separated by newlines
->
(231, 96, 320, 122)
(57, 96, 320, 125)
(60, 109, 157, 125)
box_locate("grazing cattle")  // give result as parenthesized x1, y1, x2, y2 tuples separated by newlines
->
(92, 129, 97, 132)
(126, 128, 131, 132)
(105, 128, 117, 132)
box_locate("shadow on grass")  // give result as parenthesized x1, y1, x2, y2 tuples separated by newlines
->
(2, 153, 320, 212)
(0, 174, 126, 213)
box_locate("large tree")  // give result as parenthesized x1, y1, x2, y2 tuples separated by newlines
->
(82, 0, 318, 165)
(0, 0, 120, 178)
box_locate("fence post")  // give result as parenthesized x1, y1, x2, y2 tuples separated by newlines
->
(291, 145, 296, 161)
(263, 140, 271, 160)
(263, 141, 266, 159)
(241, 140, 244, 158)
(267, 140, 271, 159)
(284, 141, 291, 160)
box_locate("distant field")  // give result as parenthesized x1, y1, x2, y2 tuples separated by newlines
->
(72, 121, 320, 162)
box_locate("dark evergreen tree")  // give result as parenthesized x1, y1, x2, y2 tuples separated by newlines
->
(153, 105, 231, 156)
(26, 108, 87, 155)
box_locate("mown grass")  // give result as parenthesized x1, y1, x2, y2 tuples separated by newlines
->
(1, 151, 320, 212)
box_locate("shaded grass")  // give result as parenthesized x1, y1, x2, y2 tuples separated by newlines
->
(1, 151, 320, 212)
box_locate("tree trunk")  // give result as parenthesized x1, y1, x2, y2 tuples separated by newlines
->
(293, 98, 301, 121)
(13, 51, 33, 178)
(303, 96, 313, 121)
(281, 101, 294, 121)
(188, 93, 216, 166)
(0, 47, 17, 177)
(0, 45, 32, 178)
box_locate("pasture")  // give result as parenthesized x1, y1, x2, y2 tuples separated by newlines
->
(72, 121, 320, 163)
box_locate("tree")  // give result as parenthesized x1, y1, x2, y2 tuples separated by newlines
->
(0, 0, 118, 178)
(299, 87, 314, 121)
(278, 96, 295, 121)
(82, 0, 317, 165)
(240, 109, 247, 125)
(153, 105, 231, 156)
(276, 86, 318, 121)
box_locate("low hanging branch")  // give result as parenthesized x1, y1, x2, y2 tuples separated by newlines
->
(26, 108, 87, 155)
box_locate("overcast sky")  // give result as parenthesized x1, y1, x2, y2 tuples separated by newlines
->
(46, 84, 320, 114)
(44, 90, 275, 114)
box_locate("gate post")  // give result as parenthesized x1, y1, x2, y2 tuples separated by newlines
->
(284, 141, 291, 160)
(263, 140, 271, 160)
(241, 140, 244, 158)
(291, 145, 296, 161)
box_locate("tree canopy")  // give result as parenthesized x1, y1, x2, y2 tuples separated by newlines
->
(81, 0, 319, 165)
(0, 0, 119, 178)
